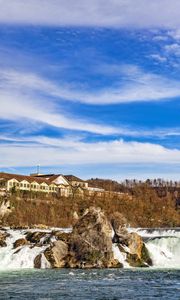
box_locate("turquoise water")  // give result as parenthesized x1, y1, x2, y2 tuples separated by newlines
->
(0, 269, 179, 299)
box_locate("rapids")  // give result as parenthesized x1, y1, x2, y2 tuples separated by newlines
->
(0, 227, 179, 270)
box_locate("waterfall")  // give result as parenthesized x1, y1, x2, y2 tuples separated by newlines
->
(0, 229, 49, 270)
(0, 227, 179, 270)
(131, 228, 180, 268)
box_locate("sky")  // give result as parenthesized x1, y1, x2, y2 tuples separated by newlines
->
(0, 0, 180, 180)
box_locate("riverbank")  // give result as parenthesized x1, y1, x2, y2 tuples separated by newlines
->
(0, 207, 179, 270)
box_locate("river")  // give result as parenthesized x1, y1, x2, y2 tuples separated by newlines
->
(0, 228, 179, 299)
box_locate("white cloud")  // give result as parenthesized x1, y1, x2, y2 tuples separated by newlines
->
(0, 69, 121, 135)
(0, 91, 119, 135)
(0, 0, 180, 29)
(1, 66, 180, 109)
(165, 43, 180, 56)
(167, 29, 180, 40)
(1, 137, 180, 167)
(1, 66, 180, 140)
(149, 54, 167, 63)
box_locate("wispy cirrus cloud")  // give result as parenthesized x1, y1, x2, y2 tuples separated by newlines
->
(0, 0, 180, 29)
(1, 66, 180, 139)
(1, 66, 180, 107)
(0, 91, 118, 135)
(0, 69, 120, 135)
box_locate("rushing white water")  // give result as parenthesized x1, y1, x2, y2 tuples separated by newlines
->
(130, 228, 180, 268)
(0, 227, 179, 270)
(0, 228, 51, 270)
(112, 244, 130, 268)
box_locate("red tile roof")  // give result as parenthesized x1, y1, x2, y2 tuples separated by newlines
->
(0, 172, 51, 184)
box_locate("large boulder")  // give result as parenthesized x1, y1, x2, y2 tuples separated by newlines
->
(44, 240, 68, 268)
(110, 212, 129, 243)
(117, 232, 152, 267)
(67, 207, 120, 268)
(127, 232, 143, 259)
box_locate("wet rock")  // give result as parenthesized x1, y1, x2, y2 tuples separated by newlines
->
(110, 212, 129, 244)
(126, 253, 147, 267)
(127, 232, 144, 259)
(26, 231, 47, 244)
(34, 254, 42, 268)
(13, 238, 28, 249)
(141, 243, 152, 266)
(67, 207, 120, 268)
(44, 240, 68, 268)
(51, 231, 71, 243)
(0, 231, 9, 247)
(117, 232, 152, 267)
(104, 258, 123, 268)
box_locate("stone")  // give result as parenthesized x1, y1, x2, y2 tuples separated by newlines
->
(67, 207, 120, 268)
(0, 231, 9, 247)
(118, 232, 152, 267)
(141, 243, 153, 266)
(110, 212, 129, 244)
(127, 232, 143, 259)
(51, 231, 71, 243)
(0, 200, 12, 218)
(34, 254, 42, 268)
(13, 238, 28, 249)
(44, 240, 68, 268)
(26, 231, 47, 244)
(126, 253, 147, 267)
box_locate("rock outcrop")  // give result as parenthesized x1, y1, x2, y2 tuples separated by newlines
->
(44, 240, 68, 268)
(110, 212, 129, 244)
(0, 200, 12, 218)
(109, 212, 152, 267)
(116, 231, 152, 267)
(67, 207, 121, 268)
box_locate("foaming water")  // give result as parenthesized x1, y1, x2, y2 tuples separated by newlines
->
(129, 228, 180, 268)
(0, 228, 61, 270)
(0, 227, 180, 270)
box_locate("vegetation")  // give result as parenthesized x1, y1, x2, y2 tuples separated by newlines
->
(0, 181, 179, 228)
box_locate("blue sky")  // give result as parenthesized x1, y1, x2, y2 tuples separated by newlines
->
(0, 0, 180, 180)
